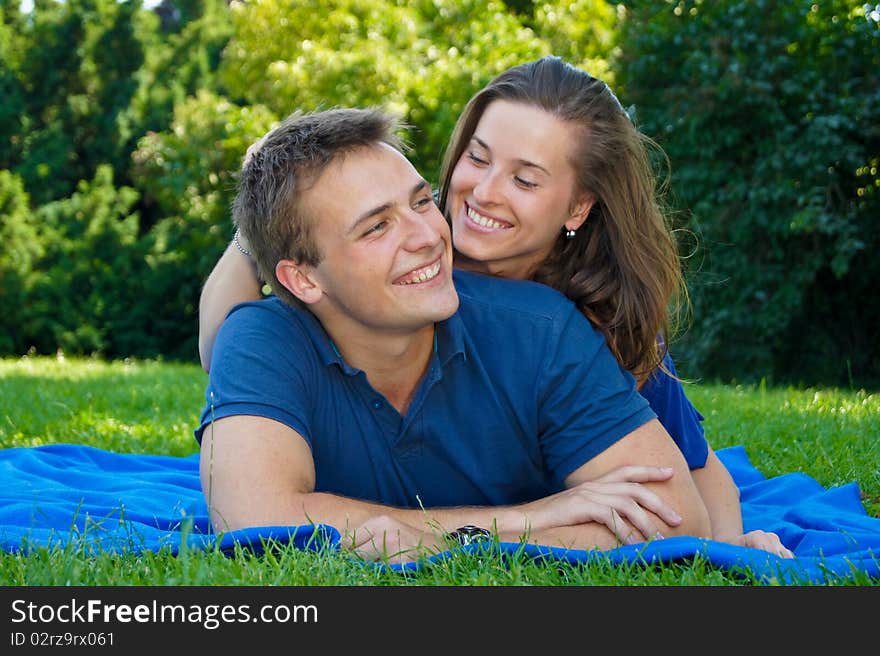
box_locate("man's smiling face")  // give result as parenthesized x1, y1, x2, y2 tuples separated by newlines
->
(293, 143, 459, 335)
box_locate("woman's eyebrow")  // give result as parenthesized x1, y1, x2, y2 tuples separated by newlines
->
(472, 136, 550, 175)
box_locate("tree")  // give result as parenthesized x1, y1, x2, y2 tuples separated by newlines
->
(16, 0, 153, 204)
(618, 0, 880, 385)
(25, 166, 143, 356)
(532, 0, 622, 82)
(0, 2, 27, 171)
(0, 171, 41, 353)
(132, 91, 277, 359)
(219, 0, 547, 181)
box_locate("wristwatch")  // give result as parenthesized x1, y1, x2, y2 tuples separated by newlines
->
(447, 525, 492, 546)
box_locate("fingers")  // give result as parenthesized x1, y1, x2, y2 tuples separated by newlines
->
(615, 482, 683, 528)
(346, 517, 428, 564)
(739, 530, 795, 558)
(567, 480, 683, 538)
(603, 509, 641, 545)
(566, 490, 665, 544)
(593, 465, 675, 485)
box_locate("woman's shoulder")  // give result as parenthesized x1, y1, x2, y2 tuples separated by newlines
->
(640, 350, 704, 416)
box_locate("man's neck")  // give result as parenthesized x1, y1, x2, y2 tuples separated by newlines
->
(323, 321, 436, 416)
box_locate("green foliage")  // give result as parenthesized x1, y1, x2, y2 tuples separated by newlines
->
(0, 8, 26, 169)
(133, 91, 276, 226)
(219, 0, 547, 181)
(5, 0, 233, 208)
(6, 0, 875, 387)
(618, 1, 880, 386)
(23, 165, 144, 356)
(0, 0, 236, 360)
(15, 0, 154, 204)
(532, 0, 622, 81)
(123, 0, 234, 212)
(131, 92, 277, 358)
(0, 171, 41, 353)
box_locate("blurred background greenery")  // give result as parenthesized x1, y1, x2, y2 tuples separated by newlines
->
(1, 0, 877, 388)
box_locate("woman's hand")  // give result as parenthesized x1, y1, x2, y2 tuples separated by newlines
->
(733, 529, 794, 558)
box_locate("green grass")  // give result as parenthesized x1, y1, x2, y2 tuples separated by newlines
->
(1, 355, 877, 586)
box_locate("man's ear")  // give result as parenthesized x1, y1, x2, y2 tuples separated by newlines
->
(276, 259, 323, 305)
(565, 194, 595, 233)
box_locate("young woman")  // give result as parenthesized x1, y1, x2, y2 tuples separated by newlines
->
(198, 56, 789, 556)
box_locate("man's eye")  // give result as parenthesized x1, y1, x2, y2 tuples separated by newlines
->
(363, 220, 388, 236)
(414, 196, 434, 210)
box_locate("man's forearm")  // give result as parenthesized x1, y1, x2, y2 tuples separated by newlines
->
(297, 491, 531, 539)
(202, 417, 706, 551)
(303, 494, 630, 558)
(500, 524, 628, 551)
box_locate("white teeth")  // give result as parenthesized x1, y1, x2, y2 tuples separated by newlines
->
(467, 206, 508, 229)
(399, 261, 441, 285)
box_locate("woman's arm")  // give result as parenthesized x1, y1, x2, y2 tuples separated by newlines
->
(198, 236, 264, 372)
(690, 447, 743, 541)
(641, 356, 791, 555)
(639, 354, 747, 541)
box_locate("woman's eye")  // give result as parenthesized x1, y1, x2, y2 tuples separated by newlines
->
(515, 176, 538, 189)
(467, 152, 488, 165)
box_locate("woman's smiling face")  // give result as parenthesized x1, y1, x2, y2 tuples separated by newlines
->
(447, 100, 593, 280)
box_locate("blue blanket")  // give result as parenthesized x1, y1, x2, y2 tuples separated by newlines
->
(1, 443, 877, 584)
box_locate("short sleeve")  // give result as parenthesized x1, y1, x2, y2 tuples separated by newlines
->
(194, 300, 317, 446)
(537, 305, 657, 485)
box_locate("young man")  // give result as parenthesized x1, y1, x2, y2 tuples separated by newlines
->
(195, 108, 711, 563)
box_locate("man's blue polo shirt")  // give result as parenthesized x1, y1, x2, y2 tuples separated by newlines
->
(196, 270, 657, 509)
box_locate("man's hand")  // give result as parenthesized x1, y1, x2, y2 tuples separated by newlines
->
(524, 465, 682, 545)
(347, 516, 443, 564)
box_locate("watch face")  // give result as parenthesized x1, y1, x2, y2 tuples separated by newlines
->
(449, 525, 491, 546)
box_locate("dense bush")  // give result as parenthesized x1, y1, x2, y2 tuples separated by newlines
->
(1, 0, 236, 360)
(0, 170, 41, 354)
(617, 0, 880, 386)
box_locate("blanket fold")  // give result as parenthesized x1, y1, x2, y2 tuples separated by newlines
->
(1, 443, 877, 584)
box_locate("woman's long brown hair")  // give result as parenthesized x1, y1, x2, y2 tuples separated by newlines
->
(438, 56, 688, 385)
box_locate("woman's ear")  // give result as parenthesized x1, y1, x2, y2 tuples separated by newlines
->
(276, 260, 323, 305)
(565, 194, 595, 232)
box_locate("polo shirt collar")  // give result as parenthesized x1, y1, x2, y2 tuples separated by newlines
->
(435, 310, 466, 368)
(290, 306, 354, 372)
